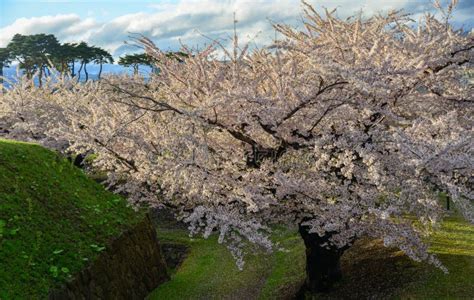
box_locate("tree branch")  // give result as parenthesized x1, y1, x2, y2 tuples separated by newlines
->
(278, 80, 348, 126)
(93, 138, 139, 172)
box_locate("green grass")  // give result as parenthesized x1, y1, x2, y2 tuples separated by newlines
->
(150, 216, 473, 299)
(396, 216, 474, 299)
(0, 138, 142, 299)
(258, 226, 305, 299)
(148, 225, 306, 300)
(148, 227, 274, 300)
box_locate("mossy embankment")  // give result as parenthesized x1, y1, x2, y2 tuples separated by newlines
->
(0, 138, 143, 299)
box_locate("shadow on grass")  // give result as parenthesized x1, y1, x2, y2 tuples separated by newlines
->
(307, 238, 421, 300)
(303, 217, 474, 299)
(148, 211, 473, 300)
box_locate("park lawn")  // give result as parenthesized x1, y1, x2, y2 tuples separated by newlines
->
(395, 215, 474, 299)
(0, 138, 143, 299)
(150, 216, 473, 299)
(147, 226, 276, 300)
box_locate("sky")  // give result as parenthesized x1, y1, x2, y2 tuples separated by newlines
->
(0, 0, 473, 61)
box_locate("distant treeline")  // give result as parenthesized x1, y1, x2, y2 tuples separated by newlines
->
(0, 33, 188, 87)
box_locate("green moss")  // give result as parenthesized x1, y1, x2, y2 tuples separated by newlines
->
(0, 138, 142, 299)
(83, 153, 99, 164)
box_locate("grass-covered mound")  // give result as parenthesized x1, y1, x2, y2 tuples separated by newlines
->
(0, 138, 142, 299)
(150, 216, 474, 299)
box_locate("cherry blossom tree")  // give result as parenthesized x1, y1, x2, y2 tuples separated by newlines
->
(1, 0, 472, 294)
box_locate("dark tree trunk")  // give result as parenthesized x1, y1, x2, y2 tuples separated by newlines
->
(71, 61, 75, 77)
(77, 62, 84, 80)
(98, 63, 103, 79)
(298, 224, 350, 295)
(84, 63, 89, 82)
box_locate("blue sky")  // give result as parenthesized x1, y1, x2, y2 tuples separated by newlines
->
(1, 0, 473, 60)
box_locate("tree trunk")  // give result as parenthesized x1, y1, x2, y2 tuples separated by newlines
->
(98, 63, 103, 80)
(84, 63, 89, 82)
(298, 224, 349, 295)
(77, 62, 84, 80)
(0, 63, 4, 93)
(26, 68, 32, 80)
(38, 66, 43, 88)
(71, 61, 75, 77)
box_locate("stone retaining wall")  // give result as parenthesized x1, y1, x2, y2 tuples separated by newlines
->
(49, 214, 169, 300)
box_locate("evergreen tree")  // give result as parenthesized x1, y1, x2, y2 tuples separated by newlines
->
(118, 53, 152, 75)
(75, 42, 95, 81)
(7, 34, 60, 86)
(52, 43, 78, 76)
(91, 46, 114, 79)
(0, 47, 12, 92)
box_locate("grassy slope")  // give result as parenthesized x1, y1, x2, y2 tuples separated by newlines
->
(0, 138, 142, 299)
(148, 227, 274, 300)
(148, 225, 306, 300)
(150, 216, 473, 299)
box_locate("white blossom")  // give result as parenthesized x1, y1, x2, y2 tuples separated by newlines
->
(1, 1, 472, 271)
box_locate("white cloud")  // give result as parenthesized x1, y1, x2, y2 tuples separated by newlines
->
(86, 0, 304, 55)
(1, 0, 472, 58)
(0, 14, 97, 47)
